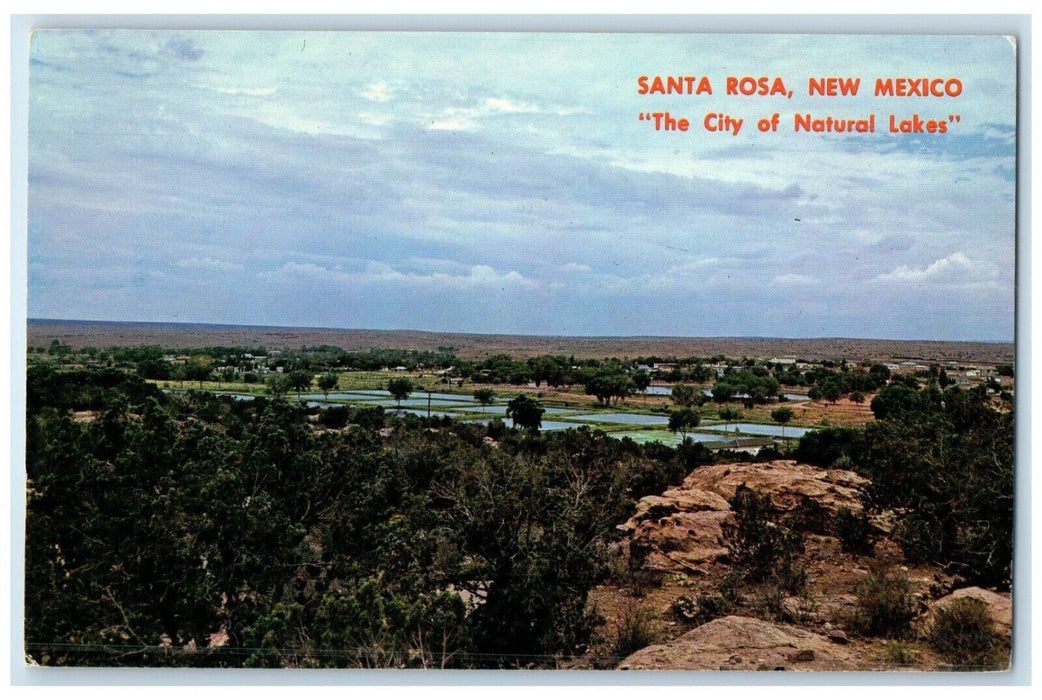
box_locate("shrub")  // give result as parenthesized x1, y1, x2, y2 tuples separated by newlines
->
(718, 571, 745, 608)
(928, 598, 1005, 670)
(319, 405, 351, 429)
(757, 588, 787, 622)
(485, 418, 506, 440)
(722, 483, 806, 590)
(834, 506, 873, 555)
(671, 593, 731, 626)
(612, 598, 656, 660)
(882, 640, 919, 666)
(852, 563, 917, 639)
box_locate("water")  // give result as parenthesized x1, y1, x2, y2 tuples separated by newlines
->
(643, 386, 808, 402)
(445, 405, 578, 416)
(608, 430, 730, 445)
(354, 389, 478, 402)
(392, 397, 478, 408)
(569, 413, 671, 426)
(462, 418, 581, 432)
(387, 408, 461, 418)
(297, 392, 392, 401)
(702, 422, 813, 438)
(219, 393, 257, 401)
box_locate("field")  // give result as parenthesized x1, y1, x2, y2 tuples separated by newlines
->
(27, 319, 1015, 364)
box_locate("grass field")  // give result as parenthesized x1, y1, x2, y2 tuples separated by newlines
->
(152, 368, 876, 431)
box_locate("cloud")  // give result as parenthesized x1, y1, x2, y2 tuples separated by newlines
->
(25, 31, 1015, 341)
(427, 96, 553, 131)
(196, 84, 277, 97)
(359, 80, 394, 103)
(177, 257, 246, 273)
(483, 97, 538, 114)
(874, 252, 999, 285)
(771, 273, 821, 287)
(261, 260, 537, 291)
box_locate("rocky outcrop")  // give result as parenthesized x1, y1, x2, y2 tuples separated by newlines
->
(619, 461, 867, 573)
(618, 615, 860, 671)
(926, 587, 1012, 634)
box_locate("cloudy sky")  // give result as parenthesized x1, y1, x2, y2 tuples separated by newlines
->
(27, 31, 1016, 341)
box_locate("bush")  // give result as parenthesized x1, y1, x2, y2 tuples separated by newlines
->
(718, 571, 745, 608)
(611, 598, 656, 660)
(722, 484, 805, 590)
(792, 426, 860, 467)
(671, 593, 731, 626)
(881, 640, 919, 667)
(319, 405, 351, 429)
(834, 506, 873, 555)
(757, 588, 787, 622)
(486, 418, 506, 441)
(852, 563, 917, 639)
(928, 598, 1005, 670)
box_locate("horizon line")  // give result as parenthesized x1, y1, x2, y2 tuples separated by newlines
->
(26, 317, 1016, 346)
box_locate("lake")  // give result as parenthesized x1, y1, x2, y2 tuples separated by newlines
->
(570, 412, 671, 426)
(702, 422, 813, 438)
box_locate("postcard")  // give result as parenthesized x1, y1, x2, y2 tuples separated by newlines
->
(21, 27, 1018, 675)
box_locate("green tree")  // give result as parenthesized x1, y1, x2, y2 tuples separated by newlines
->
(317, 372, 339, 397)
(770, 406, 794, 441)
(718, 407, 742, 432)
(266, 373, 291, 397)
(584, 371, 634, 406)
(668, 407, 701, 441)
(473, 387, 495, 408)
(287, 369, 312, 396)
(506, 394, 544, 432)
(711, 381, 736, 404)
(388, 377, 414, 408)
(671, 383, 703, 408)
(632, 370, 651, 403)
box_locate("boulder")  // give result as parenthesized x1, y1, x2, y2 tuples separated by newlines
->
(926, 587, 1012, 634)
(618, 615, 859, 671)
(623, 460, 867, 572)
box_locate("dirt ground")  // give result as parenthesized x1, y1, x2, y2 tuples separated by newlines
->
(27, 320, 1014, 364)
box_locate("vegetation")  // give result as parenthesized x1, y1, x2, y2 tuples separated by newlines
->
(833, 506, 874, 556)
(667, 407, 700, 440)
(387, 377, 413, 407)
(721, 484, 806, 592)
(26, 363, 724, 668)
(928, 598, 1006, 670)
(851, 563, 917, 639)
(505, 394, 544, 432)
(23, 338, 1016, 669)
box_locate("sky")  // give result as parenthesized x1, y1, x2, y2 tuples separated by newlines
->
(26, 30, 1017, 341)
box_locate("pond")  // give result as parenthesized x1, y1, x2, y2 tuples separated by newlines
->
(607, 430, 731, 445)
(387, 408, 461, 418)
(391, 397, 478, 408)
(347, 389, 479, 402)
(219, 393, 257, 401)
(297, 392, 393, 401)
(462, 418, 582, 432)
(702, 422, 813, 438)
(643, 386, 673, 395)
(569, 413, 671, 426)
(450, 405, 576, 415)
